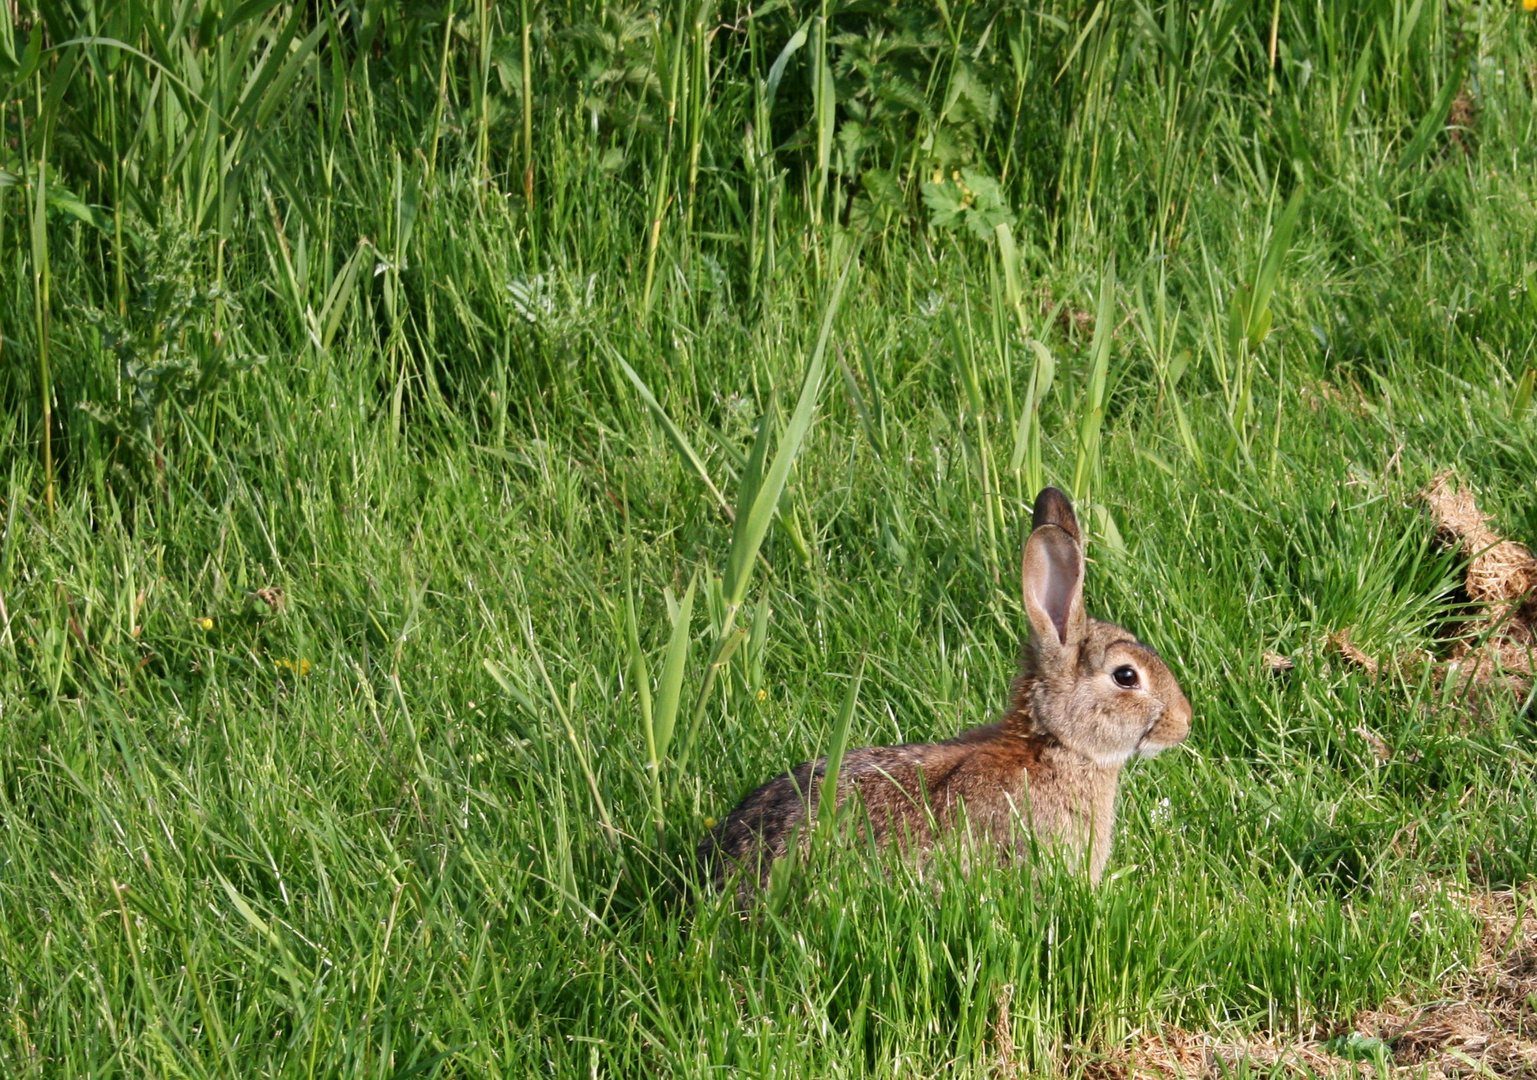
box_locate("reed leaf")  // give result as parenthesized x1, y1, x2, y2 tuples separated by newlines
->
(1071, 256, 1116, 505)
(616, 354, 733, 520)
(722, 239, 857, 609)
(818, 659, 864, 830)
(653, 572, 696, 766)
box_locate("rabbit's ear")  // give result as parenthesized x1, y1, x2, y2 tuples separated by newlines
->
(1031, 486, 1081, 542)
(1022, 524, 1086, 648)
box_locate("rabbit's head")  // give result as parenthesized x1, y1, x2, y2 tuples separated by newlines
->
(1018, 487, 1191, 767)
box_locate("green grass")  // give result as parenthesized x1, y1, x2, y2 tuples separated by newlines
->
(2, 0, 1536, 1075)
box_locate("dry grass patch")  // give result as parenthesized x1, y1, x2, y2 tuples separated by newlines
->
(1422, 472, 1537, 704)
(1081, 889, 1537, 1080)
(1324, 474, 1535, 708)
(1356, 888, 1537, 1079)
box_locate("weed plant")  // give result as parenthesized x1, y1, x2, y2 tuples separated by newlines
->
(0, 0, 1535, 1075)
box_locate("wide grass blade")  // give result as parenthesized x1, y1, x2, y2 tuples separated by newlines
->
(1071, 256, 1116, 504)
(1398, 71, 1463, 173)
(1245, 186, 1304, 349)
(314, 237, 369, 352)
(624, 583, 658, 828)
(818, 659, 864, 830)
(722, 239, 857, 609)
(653, 573, 696, 767)
(616, 354, 733, 520)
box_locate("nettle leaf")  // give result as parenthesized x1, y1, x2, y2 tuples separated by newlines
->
(837, 120, 872, 159)
(922, 168, 1014, 238)
(959, 168, 1003, 206)
(959, 168, 1014, 238)
(921, 177, 965, 229)
(861, 167, 903, 211)
(47, 184, 112, 232)
(944, 62, 996, 127)
(924, 126, 966, 170)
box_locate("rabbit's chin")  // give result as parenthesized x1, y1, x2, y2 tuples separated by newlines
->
(1056, 738, 1141, 769)
(1067, 730, 1175, 767)
(1135, 740, 1172, 758)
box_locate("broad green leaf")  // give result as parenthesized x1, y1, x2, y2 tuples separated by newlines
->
(1011, 339, 1055, 478)
(653, 574, 696, 762)
(765, 22, 808, 110)
(318, 238, 369, 351)
(616, 354, 732, 519)
(722, 243, 857, 607)
(1398, 72, 1463, 172)
(818, 661, 864, 829)
(736, 397, 775, 523)
(1247, 186, 1304, 347)
(624, 586, 654, 755)
(1072, 256, 1116, 501)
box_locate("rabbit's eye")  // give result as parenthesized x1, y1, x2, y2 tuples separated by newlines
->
(1111, 665, 1139, 689)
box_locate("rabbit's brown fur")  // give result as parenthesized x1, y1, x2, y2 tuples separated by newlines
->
(700, 487, 1191, 899)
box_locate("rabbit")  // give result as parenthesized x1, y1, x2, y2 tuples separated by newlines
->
(699, 486, 1192, 900)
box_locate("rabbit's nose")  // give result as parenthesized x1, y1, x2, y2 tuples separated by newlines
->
(1142, 687, 1191, 752)
(1162, 689, 1193, 743)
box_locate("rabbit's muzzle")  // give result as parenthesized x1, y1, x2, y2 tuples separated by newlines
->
(1136, 684, 1192, 756)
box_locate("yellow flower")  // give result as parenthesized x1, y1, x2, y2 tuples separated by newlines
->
(275, 657, 312, 676)
(198, 617, 214, 630)
(1527, 0, 1537, 11)
(703, 816, 718, 829)
(756, 688, 768, 702)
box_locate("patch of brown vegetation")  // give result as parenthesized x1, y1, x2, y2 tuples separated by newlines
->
(1039, 287, 1095, 340)
(1082, 889, 1537, 1080)
(1084, 1025, 1372, 1080)
(1325, 627, 1438, 691)
(250, 585, 286, 612)
(1355, 889, 1537, 1079)
(1422, 472, 1537, 703)
(1423, 473, 1537, 627)
(1263, 650, 1296, 674)
(1300, 379, 1371, 416)
(1448, 86, 1479, 156)
(1326, 477, 1536, 709)
(1330, 627, 1381, 676)
(1444, 638, 1537, 708)
(994, 984, 1020, 1078)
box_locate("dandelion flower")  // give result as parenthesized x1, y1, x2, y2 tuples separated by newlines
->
(198, 617, 214, 630)
(1527, 0, 1537, 11)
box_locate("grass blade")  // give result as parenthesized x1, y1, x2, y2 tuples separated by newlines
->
(1246, 186, 1304, 348)
(1071, 256, 1116, 504)
(624, 583, 659, 830)
(616, 354, 733, 520)
(722, 240, 858, 607)
(818, 659, 864, 830)
(317, 237, 369, 352)
(1398, 71, 1463, 173)
(653, 573, 696, 765)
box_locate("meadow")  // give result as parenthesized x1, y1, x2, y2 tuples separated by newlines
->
(1, 0, 1536, 1075)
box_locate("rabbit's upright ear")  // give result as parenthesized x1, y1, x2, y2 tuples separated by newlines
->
(1031, 486, 1081, 542)
(1022, 518, 1086, 649)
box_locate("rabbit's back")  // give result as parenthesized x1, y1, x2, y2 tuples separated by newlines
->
(700, 728, 1037, 890)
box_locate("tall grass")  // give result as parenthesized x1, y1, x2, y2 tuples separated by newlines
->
(1, 0, 1536, 1075)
